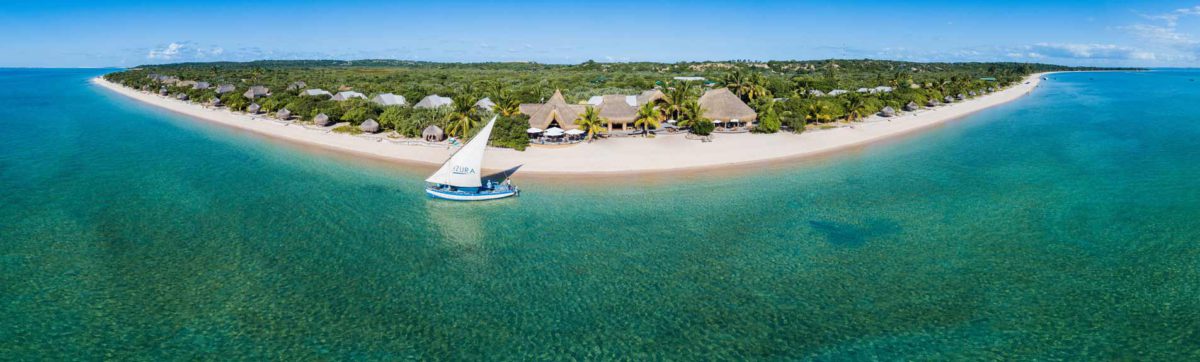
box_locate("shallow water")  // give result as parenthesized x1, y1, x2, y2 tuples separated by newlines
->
(1, 69, 1197, 359)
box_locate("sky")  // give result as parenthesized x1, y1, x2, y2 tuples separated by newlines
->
(2, 0, 1199, 68)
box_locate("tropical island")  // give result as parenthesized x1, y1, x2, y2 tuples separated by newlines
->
(98, 60, 1127, 175)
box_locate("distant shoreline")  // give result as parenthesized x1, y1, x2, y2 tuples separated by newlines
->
(93, 73, 1046, 178)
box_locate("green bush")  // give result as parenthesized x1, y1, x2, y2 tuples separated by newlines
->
(690, 119, 715, 136)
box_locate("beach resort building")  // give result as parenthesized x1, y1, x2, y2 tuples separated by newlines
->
(698, 88, 757, 128)
(520, 90, 584, 131)
(596, 95, 637, 131)
(287, 81, 307, 91)
(474, 97, 496, 111)
(371, 93, 407, 107)
(301, 89, 333, 98)
(415, 95, 453, 109)
(215, 84, 236, 94)
(331, 91, 367, 101)
(243, 86, 270, 100)
(193, 82, 211, 90)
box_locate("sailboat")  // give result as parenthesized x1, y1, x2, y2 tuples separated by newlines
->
(425, 116, 519, 201)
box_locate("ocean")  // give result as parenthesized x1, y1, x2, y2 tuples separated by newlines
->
(1, 69, 1197, 359)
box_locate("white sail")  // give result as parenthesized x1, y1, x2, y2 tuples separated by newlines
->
(425, 117, 497, 188)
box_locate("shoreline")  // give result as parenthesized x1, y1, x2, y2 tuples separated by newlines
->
(93, 73, 1047, 177)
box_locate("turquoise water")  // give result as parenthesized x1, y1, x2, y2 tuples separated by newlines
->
(2, 69, 1198, 359)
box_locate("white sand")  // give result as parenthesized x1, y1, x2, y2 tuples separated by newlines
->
(94, 73, 1045, 176)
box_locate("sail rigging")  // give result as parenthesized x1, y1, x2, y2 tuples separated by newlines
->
(425, 116, 497, 188)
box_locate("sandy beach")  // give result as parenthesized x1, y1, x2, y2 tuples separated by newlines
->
(94, 73, 1045, 176)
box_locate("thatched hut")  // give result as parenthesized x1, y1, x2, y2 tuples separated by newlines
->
(926, 99, 940, 108)
(313, 113, 331, 126)
(474, 97, 496, 111)
(943, 96, 954, 103)
(243, 86, 270, 100)
(956, 93, 966, 101)
(903, 102, 919, 112)
(332, 91, 366, 101)
(193, 82, 211, 90)
(215, 84, 236, 94)
(371, 93, 406, 107)
(415, 94, 453, 109)
(159, 88, 169, 96)
(276, 108, 292, 120)
(827, 89, 848, 96)
(286, 81, 307, 91)
(596, 95, 637, 131)
(968, 91, 978, 97)
(212, 97, 223, 107)
(879, 106, 896, 117)
(247, 103, 261, 114)
(698, 88, 757, 124)
(808, 89, 826, 97)
(359, 119, 380, 133)
(423, 125, 445, 142)
(176, 93, 189, 101)
(636, 89, 665, 106)
(521, 90, 585, 130)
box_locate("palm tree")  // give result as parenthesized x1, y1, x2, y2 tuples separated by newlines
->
(805, 102, 835, 124)
(661, 81, 697, 120)
(492, 95, 521, 117)
(633, 102, 662, 137)
(445, 95, 480, 138)
(574, 106, 606, 142)
(844, 95, 869, 122)
(677, 100, 708, 128)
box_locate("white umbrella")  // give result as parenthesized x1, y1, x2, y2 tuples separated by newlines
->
(731, 118, 740, 123)
(545, 127, 564, 137)
(526, 127, 543, 133)
(565, 129, 584, 135)
(666, 119, 677, 124)
(712, 120, 724, 124)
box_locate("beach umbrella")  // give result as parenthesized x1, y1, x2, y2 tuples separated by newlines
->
(276, 108, 292, 120)
(879, 106, 896, 117)
(712, 120, 724, 124)
(423, 125, 445, 142)
(545, 127, 564, 137)
(903, 101, 918, 112)
(666, 119, 677, 124)
(313, 113, 331, 126)
(526, 127, 543, 133)
(565, 129, 584, 135)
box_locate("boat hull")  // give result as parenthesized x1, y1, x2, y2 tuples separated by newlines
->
(425, 188, 517, 201)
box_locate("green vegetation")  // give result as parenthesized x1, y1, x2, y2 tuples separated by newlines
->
(106, 59, 1132, 144)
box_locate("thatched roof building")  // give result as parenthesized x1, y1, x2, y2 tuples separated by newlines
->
(301, 89, 332, 98)
(474, 97, 496, 110)
(371, 93, 406, 106)
(635, 89, 665, 106)
(827, 89, 849, 96)
(926, 99, 940, 107)
(597, 95, 637, 130)
(423, 125, 445, 142)
(243, 86, 269, 100)
(879, 106, 896, 117)
(193, 82, 210, 90)
(903, 101, 918, 112)
(313, 113, 331, 126)
(176, 93, 189, 101)
(215, 84, 236, 94)
(698, 88, 757, 122)
(159, 88, 169, 96)
(968, 91, 978, 97)
(520, 90, 585, 130)
(332, 91, 366, 101)
(276, 108, 292, 120)
(415, 94, 453, 109)
(359, 119, 380, 133)
(286, 81, 307, 91)
(808, 89, 826, 97)
(212, 97, 223, 107)
(247, 103, 261, 114)
(956, 93, 966, 101)
(943, 96, 954, 103)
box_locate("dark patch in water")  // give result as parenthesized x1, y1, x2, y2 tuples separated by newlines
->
(809, 218, 901, 247)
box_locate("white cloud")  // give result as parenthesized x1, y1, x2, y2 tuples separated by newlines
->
(1026, 43, 1154, 60)
(147, 42, 184, 60)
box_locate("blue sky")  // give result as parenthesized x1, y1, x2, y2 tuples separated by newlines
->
(2, 0, 1199, 67)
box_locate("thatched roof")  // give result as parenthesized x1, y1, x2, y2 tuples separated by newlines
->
(301, 89, 332, 97)
(277, 108, 292, 120)
(159, 88, 169, 96)
(944, 96, 954, 103)
(636, 89, 665, 105)
(903, 101, 918, 112)
(371, 93, 406, 106)
(215, 84, 236, 94)
(423, 125, 445, 141)
(359, 119, 380, 133)
(828, 89, 848, 96)
(523, 90, 586, 130)
(243, 86, 269, 100)
(474, 97, 496, 110)
(332, 91, 366, 101)
(415, 94, 453, 109)
(286, 81, 307, 91)
(969, 91, 978, 97)
(879, 106, 896, 117)
(193, 82, 210, 90)
(212, 97, 223, 106)
(313, 113, 331, 126)
(699, 88, 757, 122)
(176, 93, 189, 101)
(926, 99, 940, 107)
(956, 93, 966, 100)
(247, 103, 261, 114)
(597, 94, 637, 124)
